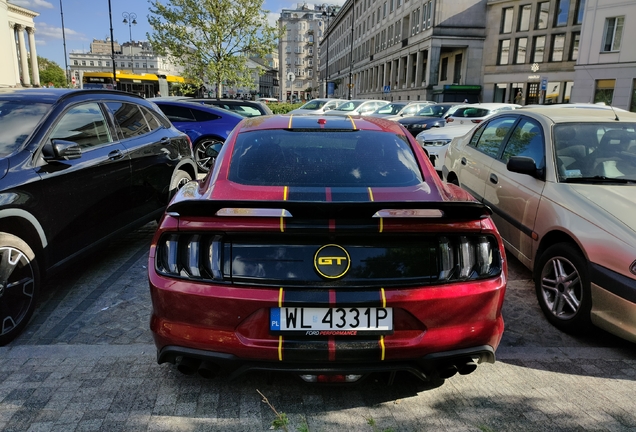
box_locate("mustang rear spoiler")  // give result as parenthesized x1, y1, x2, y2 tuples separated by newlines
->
(166, 200, 492, 220)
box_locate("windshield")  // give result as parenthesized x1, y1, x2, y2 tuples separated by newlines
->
(555, 123, 636, 182)
(374, 103, 406, 115)
(334, 101, 364, 112)
(416, 105, 453, 118)
(229, 129, 423, 187)
(0, 101, 51, 157)
(298, 100, 326, 110)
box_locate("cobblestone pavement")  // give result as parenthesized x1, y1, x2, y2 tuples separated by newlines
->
(1, 223, 635, 432)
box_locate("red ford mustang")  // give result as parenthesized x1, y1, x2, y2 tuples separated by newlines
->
(148, 114, 507, 384)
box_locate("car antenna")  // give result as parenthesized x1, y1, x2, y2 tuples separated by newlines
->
(609, 103, 620, 121)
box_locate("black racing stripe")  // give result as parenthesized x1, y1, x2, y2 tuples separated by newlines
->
(332, 219, 380, 231)
(284, 289, 330, 305)
(591, 263, 636, 303)
(283, 339, 330, 362)
(285, 219, 331, 231)
(334, 339, 381, 361)
(331, 188, 370, 202)
(287, 187, 327, 201)
(335, 290, 383, 306)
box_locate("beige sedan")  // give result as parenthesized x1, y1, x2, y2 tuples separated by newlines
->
(443, 107, 636, 342)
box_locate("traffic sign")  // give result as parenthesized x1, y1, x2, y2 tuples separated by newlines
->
(71, 76, 76, 85)
(540, 77, 548, 91)
(287, 72, 296, 82)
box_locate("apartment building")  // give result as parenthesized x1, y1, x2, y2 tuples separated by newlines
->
(322, 0, 488, 102)
(571, 0, 636, 111)
(279, 3, 341, 101)
(482, 0, 585, 105)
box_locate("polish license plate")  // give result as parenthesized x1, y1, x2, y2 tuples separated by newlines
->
(270, 307, 393, 336)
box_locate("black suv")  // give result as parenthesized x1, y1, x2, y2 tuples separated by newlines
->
(0, 89, 197, 345)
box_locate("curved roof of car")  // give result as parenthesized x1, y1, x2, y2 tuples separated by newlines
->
(507, 107, 636, 124)
(152, 99, 245, 120)
(0, 88, 144, 103)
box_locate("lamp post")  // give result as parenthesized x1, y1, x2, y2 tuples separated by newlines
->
(107, 0, 117, 89)
(348, 0, 355, 100)
(322, 6, 335, 98)
(122, 12, 137, 72)
(59, 0, 69, 87)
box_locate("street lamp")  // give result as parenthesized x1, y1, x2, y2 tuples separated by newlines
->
(348, 0, 355, 100)
(107, 0, 117, 88)
(122, 11, 137, 72)
(322, 6, 335, 98)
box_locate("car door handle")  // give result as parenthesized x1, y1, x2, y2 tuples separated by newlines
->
(489, 173, 498, 184)
(160, 137, 171, 143)
(108, 150, 124, 160)
(461, 157, 467, 166)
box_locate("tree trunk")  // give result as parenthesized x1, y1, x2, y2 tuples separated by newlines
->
(216, 82, 223, 99)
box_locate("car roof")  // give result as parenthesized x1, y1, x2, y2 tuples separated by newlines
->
(420, 124, 476, 138)
(509, 107, 636, 124)
(152, 99, 245, 119)
(0, 88, 145, 103)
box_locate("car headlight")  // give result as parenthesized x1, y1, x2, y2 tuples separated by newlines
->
(422, 139, 451, 147)
(410, 124, 427, 129)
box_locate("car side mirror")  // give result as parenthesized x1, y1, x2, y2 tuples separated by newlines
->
(205, 143, 223, 158)
(507, 156, 544, 179)
(43, 139, 82, 161)
(323, 106, 332, 111)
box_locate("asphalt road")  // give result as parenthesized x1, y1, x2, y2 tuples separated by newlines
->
(1, 222, 635, 432)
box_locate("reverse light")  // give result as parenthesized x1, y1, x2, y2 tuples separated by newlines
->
(439, 235, 494, 281)
(299, 374, 362, 383)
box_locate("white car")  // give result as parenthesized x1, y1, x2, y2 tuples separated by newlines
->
(288, 98, 345, 115)
(324, 99, 389, 116)
(417, 124, 476, 175)
(368, 101, 435, 121)
(444, 107, 636, 342)
(445, 103, 520, 127)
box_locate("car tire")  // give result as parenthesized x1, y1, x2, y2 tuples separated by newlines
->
(534, 243, 592, 334)
(0, 233, 40, 346)
(194, 138, 223, 173)
(169, 170, 193, 199)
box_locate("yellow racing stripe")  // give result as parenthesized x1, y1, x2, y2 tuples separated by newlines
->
(381, 288, 386, 308)
(288, 115, 293, 129)
(369, 187, 383, 232)
(348, 116, 357, 129)
(281, 186, 288, 232)
(279, 287, 284, 361)
(380, 336, 385, 361)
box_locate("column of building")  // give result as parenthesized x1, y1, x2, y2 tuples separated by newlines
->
(10, 22, 39, 87)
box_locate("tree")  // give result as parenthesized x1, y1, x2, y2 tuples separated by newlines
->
(147, 0, 280, 99)
(35, 57, 67, 88)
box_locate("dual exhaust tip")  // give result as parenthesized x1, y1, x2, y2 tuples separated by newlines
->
(176, 357, 219, 379)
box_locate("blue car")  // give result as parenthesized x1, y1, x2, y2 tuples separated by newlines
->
(152, 100, 244, 173)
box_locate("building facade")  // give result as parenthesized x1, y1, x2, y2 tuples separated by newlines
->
(279, 3, 341, 101)
(322, 0, 488, 102)
(1, 0, 39, 87)
(571, 0, 636, 111)
(482, 0, 584, 105)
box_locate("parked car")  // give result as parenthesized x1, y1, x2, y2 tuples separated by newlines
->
(0, 88, 197, 345)
(153, 100, 243, 173)
(148, 114, 507, 385)
(189, 99, 273, 117)
(443, 107, 636, 342)
(256, 97, 280, 104)
(323, 99, 389, 116)
(288, 98, 345, 115)
(399, 103, 464, 137)
(445, 103, 520, 126)
(368, 101, 435, 121)
(417, 124, 476, 175)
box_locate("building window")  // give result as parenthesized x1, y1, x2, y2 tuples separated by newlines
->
(440, 57, 448, 81)
(427, 1, 432, 27)
(536, 2, 549, 29)
(532, 35, 546, 62)
(594, 79, 615, 105)
(550, 34, 566, 61)
(570, 32, 580, 60)
(515, 37, 528, 64)
(453, 53, 462, 83)
(501, 7, 513, 33)
(518, 4, 531, 31)
(383, 1, 387, 18)
(82, 61, 86, 66)
(574, 0, 586, 25)
(602, 16, 624, 52)
(498, 39, 511, 65)
(390, 0, 394, 13)
(554, 0, 570, 27)
(106, 62, 110, 67)
(412, 8, 420, 35)
(397, 0, 401, 7)
(73, 60, 78, 65)
(630, 79, 636, 113)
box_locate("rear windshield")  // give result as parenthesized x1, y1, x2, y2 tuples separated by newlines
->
(228, 130, 423, 187)
(453, 107, 490, 118)
(298, 100, 326, 110)
(0, 101, 51, 157)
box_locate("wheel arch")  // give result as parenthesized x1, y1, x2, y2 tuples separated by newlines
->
(533, 229, 585, 281)
(0, 210, 48, 270)
(192, 134, 225, 147)
(173, 159, 197, 182)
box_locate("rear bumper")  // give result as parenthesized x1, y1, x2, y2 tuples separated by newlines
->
(157, 344, 496, 382)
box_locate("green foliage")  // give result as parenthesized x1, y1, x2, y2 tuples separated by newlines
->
(147, 0, 281, 98)
(272, 412, 290, 430)
(270, 102, 303, 114)
(37, 57, 67, 88)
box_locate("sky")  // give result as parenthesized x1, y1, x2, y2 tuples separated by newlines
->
(12, 0, 347, 70)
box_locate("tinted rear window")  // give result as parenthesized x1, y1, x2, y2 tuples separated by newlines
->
(228, 130, 423, 187)
(453, 107, 490, 118)
(0, 101, 51, 157)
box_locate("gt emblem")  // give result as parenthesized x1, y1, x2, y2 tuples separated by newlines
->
(314, 244, 351, 279)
